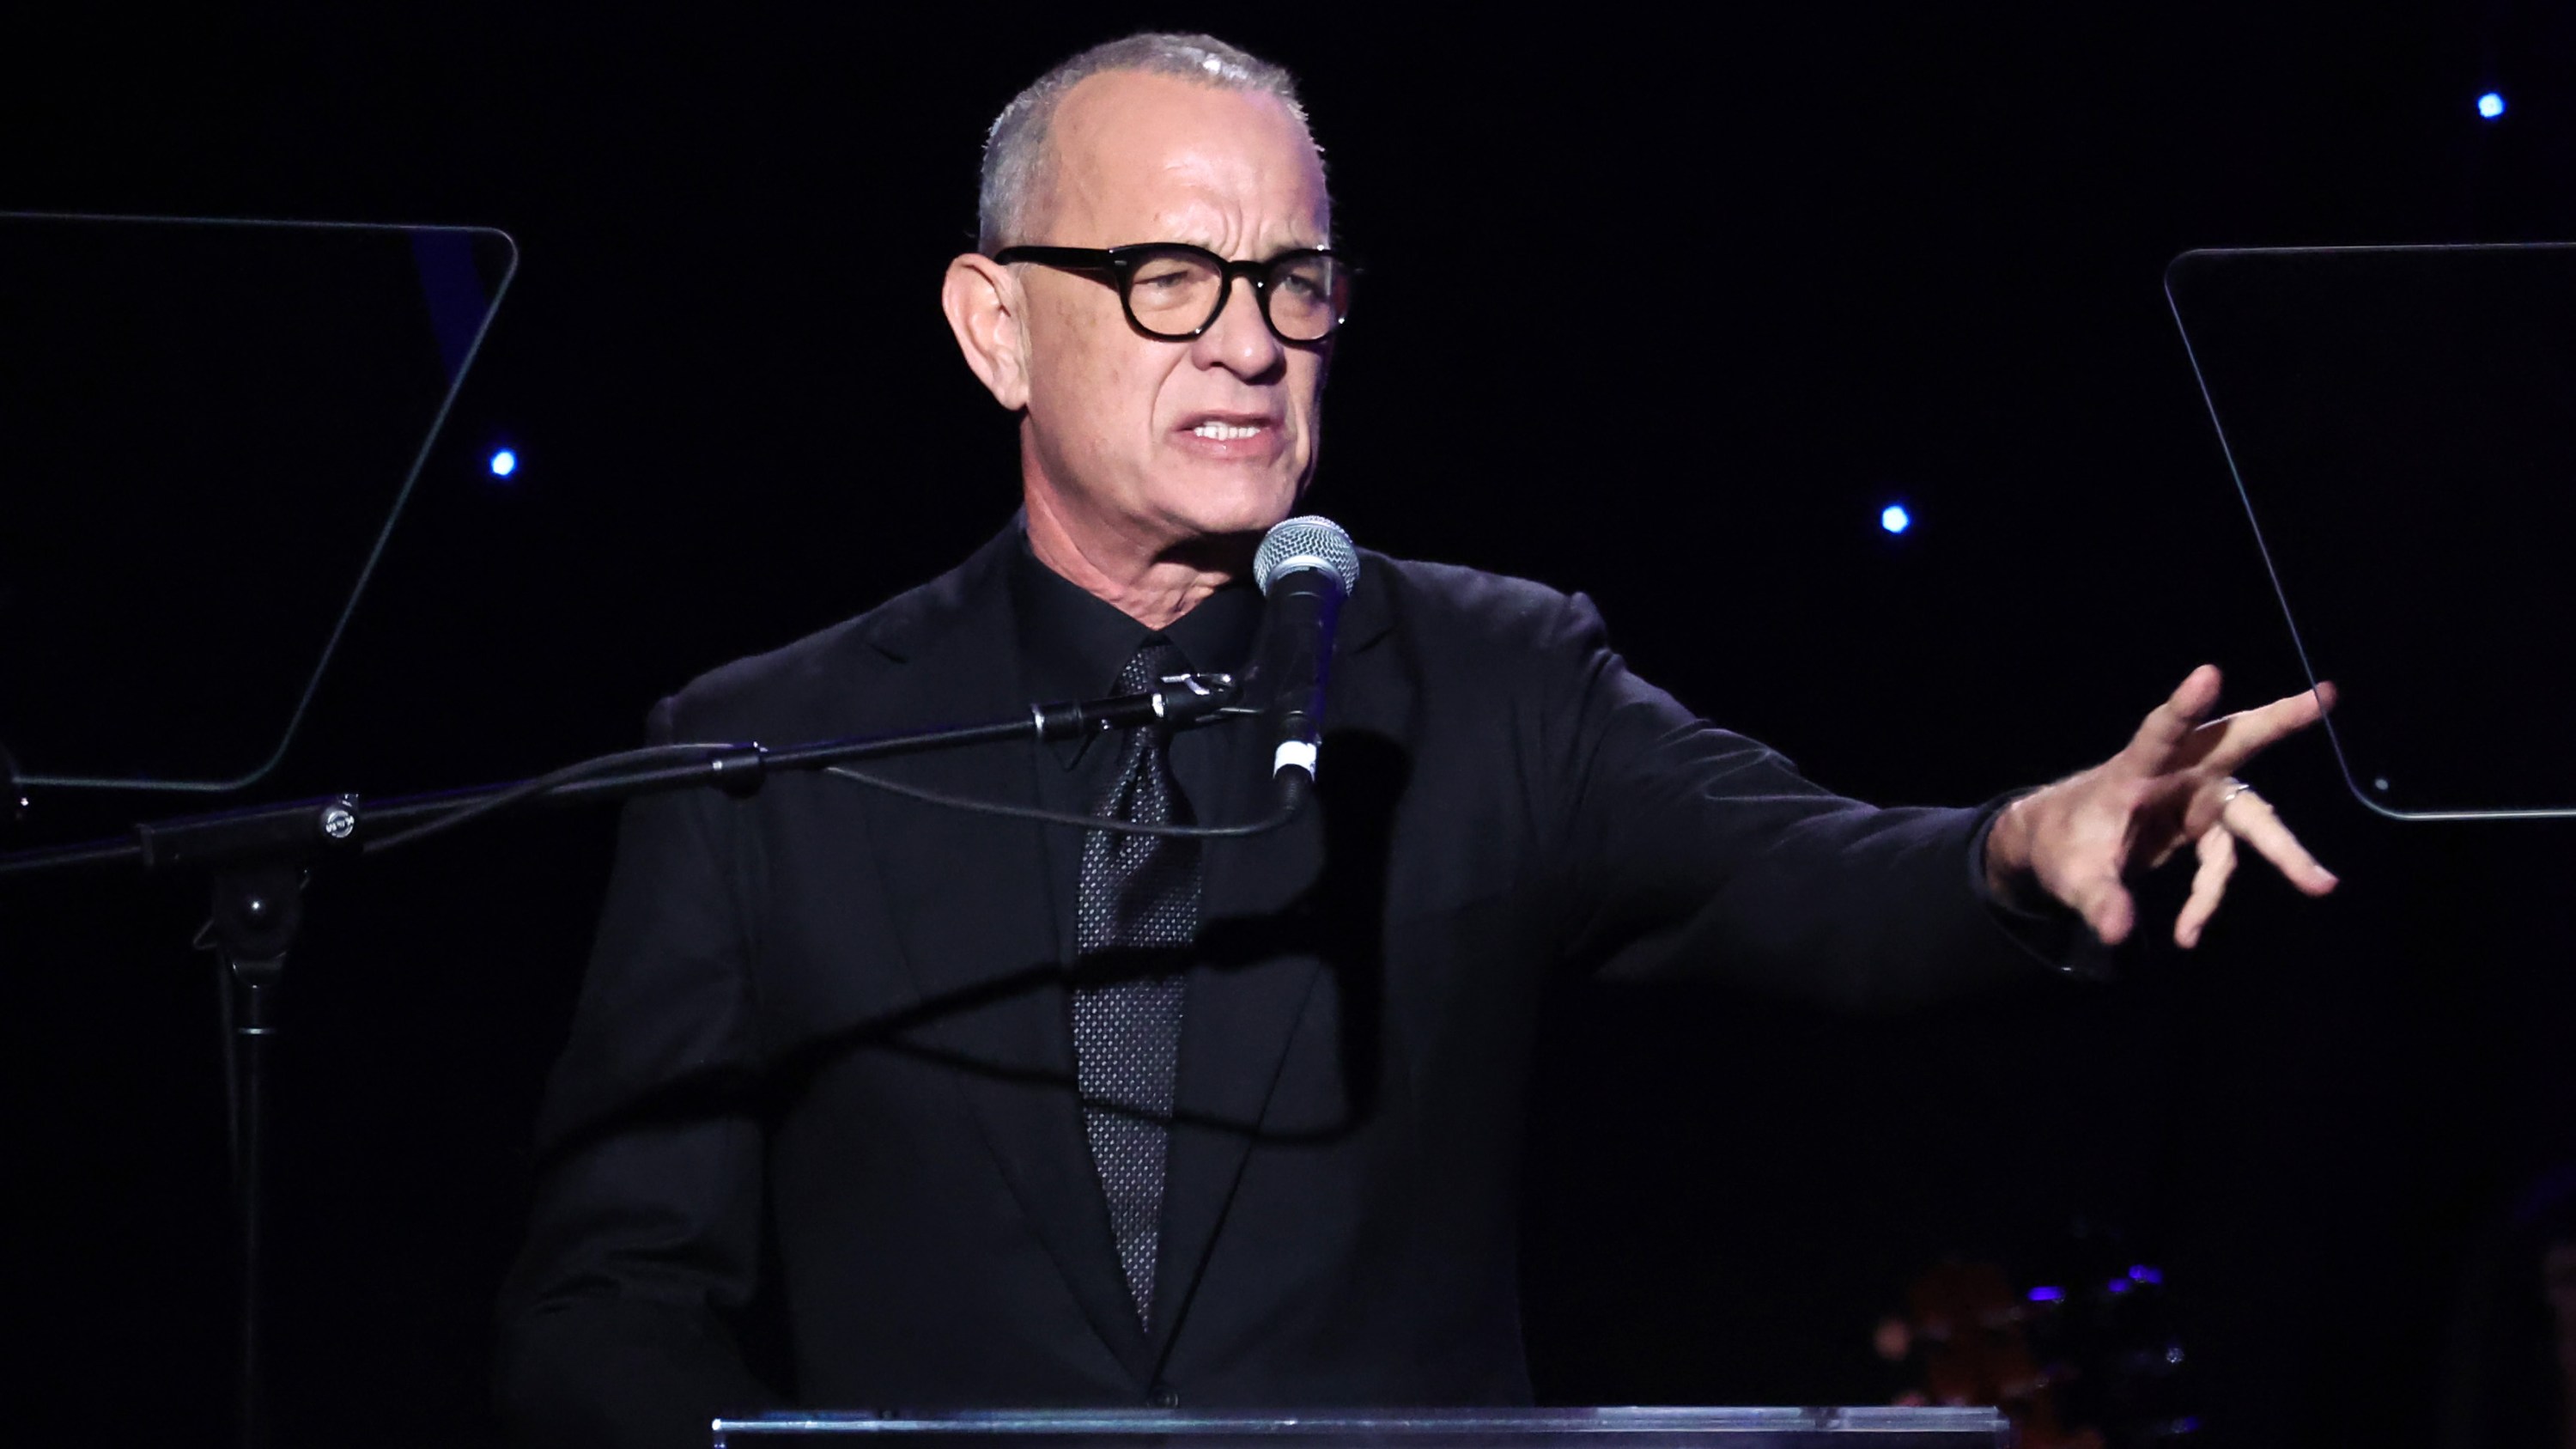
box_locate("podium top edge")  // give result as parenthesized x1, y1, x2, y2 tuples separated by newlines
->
(712, 1408, 2013, 1434)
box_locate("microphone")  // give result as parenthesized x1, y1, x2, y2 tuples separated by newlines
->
(1249, 515, 1361, 800)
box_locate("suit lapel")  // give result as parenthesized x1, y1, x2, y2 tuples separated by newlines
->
(850, 528, 1151, 1378)
(1148, 565, 1404, 1368)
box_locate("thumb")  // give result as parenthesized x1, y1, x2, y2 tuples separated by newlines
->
(2059, 869, 2136, 946)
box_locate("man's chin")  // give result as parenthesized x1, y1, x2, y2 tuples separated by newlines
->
(1160, 480, 1308, 547)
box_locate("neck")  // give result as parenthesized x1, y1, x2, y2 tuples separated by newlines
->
(1022, 484, 1247, 633)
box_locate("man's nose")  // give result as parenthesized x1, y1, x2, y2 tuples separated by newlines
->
(1192, 273, 1285, 379)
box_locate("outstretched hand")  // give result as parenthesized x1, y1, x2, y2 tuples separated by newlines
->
(1984, 666, 2337, 947)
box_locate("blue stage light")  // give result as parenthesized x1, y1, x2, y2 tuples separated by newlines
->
(1880, 503, 1911, 534)
(2478, 91, 2506, 119)
(489, 448, 518, 478)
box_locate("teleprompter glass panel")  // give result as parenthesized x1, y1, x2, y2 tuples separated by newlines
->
(0, 215, 515, 793)
(2166, 243, 2576, 818)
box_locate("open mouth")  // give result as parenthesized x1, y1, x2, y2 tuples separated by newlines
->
(1191, 420, 1267, 441)
(1175, 411, 1285, 458)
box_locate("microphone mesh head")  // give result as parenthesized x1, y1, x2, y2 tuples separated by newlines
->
(1255, 515, 1361, 597)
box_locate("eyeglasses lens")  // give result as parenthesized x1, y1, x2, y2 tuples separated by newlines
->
(1265, 254, 1342, 343)
(1125, 250, 1222, 336)
(1123, 248, 1342, 342)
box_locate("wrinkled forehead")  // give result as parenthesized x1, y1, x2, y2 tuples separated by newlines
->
(1042, 70, 1330, 249)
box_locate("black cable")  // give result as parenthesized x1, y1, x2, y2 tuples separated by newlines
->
(824, 764, 1300, 838)
(366, 712, 1294, 855)
(362, 743, 728, 855)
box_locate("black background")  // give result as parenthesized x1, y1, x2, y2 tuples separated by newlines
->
(5, 5, 2575, 1446)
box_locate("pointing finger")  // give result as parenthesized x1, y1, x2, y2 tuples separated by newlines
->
(2174, 826, 2237, 948)
(2190, 685, 2335, 777)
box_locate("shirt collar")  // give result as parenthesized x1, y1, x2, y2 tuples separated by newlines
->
(1008, 526, 1263, 768)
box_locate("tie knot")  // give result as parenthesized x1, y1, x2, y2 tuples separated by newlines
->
(1115, 640, 1184, 695)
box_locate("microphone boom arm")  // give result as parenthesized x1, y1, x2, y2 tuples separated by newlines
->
(0, 671, 1255, 878)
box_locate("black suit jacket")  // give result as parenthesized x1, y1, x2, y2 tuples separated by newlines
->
(496, 525, 2073, 1448)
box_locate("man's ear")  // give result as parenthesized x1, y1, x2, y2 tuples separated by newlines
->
(942, 253, 1030, 411)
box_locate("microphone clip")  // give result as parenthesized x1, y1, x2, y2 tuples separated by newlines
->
(1031, 672, 1241, 742)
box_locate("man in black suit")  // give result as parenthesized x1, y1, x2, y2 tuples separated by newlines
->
(496, 33, 2336, 1449)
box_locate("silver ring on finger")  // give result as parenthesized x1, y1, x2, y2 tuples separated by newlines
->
(2217, 777, 2253, 810)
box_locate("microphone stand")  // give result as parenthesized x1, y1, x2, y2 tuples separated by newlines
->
(0, 672, 1250, 1449)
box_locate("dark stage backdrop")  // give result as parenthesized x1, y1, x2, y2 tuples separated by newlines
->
(5, 6, 2573, 1447)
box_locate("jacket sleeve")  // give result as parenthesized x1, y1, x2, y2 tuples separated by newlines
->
(1542, 591, 2102, 1008)
(495, 695, 784, 1449)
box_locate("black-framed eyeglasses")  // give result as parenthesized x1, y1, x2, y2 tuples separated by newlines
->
(991, 242, 1351, 344)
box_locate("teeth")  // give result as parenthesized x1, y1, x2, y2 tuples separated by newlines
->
(1192, 421, 1264, 441)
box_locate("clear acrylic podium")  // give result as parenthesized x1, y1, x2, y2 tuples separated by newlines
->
(709, 1409, 2012, 1447)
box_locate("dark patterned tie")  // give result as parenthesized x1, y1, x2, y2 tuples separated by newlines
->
(1073, 640, 1195, 1328)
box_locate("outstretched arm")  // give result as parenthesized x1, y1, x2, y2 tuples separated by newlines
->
(1547, 593, 2086, 1008)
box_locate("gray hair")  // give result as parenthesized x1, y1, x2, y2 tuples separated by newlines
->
(978, 33, 1312, 253)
